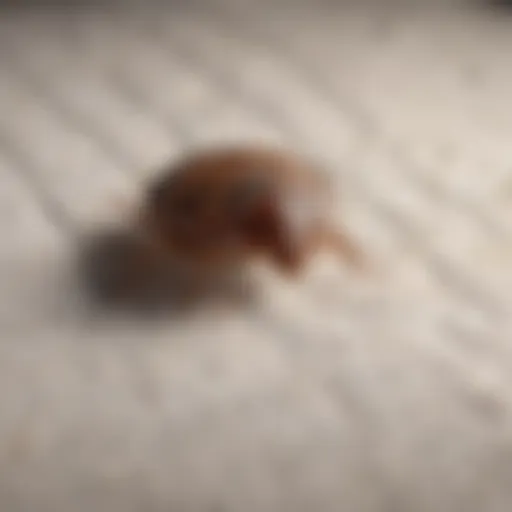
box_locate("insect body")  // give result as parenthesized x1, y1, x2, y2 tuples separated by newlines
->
(139, 144, 362, 276)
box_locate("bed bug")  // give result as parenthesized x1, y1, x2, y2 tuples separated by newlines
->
(138, 144, 363, 276)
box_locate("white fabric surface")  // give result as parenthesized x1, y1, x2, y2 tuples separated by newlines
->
(1, 1, 512, 510)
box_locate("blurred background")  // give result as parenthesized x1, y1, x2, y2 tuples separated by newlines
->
(2, 0, 512, 510)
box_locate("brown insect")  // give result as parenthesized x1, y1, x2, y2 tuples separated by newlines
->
(83, 144, 365, 308)
(136, 144, 363, 278)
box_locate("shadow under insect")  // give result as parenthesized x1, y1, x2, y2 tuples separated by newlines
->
(77, 227, 255, 316)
